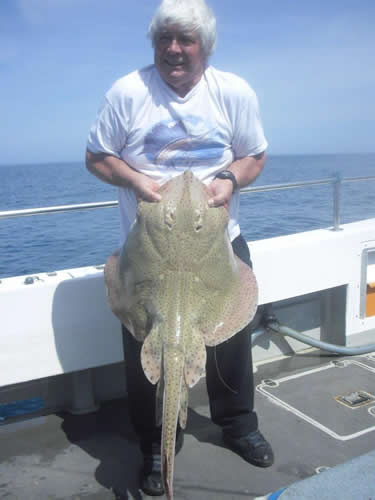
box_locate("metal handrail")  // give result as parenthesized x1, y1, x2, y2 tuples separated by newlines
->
(240, 177, 335, 194)
(1, 175, 375, 231)
(240, 174, 375, 194)
(241, 174, 375, 231)
(0, 201, 118, 219)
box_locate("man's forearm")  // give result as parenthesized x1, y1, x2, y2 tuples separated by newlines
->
(85, 150, 161, 202)
(85, 150, 139, 188)
(228, 151, 266, 189)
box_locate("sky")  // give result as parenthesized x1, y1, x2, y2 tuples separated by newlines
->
(1, 0, 374, 164)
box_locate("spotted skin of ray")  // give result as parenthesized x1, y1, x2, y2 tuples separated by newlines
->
(104, 170, 258, 499)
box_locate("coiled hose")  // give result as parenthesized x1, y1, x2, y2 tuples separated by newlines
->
(251, 313, 375, 355)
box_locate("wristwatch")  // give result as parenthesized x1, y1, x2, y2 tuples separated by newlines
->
(214, 170, 239, 191)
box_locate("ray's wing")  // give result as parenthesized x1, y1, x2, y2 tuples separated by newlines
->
(193, 247, 258, 347)
(104, 252, 131, 329)
(104, 201, 168, 342)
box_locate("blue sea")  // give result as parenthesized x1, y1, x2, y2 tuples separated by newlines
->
(1, 154, 374, 279)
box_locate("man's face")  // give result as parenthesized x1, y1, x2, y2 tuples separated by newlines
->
(154, 25, 205, 97)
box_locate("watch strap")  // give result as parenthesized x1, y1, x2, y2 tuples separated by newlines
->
(213, 170, 239, 191)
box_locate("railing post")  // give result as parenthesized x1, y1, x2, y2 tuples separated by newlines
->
(332, 172, 342, 231)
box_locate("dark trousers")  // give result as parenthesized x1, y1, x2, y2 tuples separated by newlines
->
(122, 234, 258, 453)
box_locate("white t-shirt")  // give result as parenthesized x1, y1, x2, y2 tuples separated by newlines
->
(87, 65, 267, 244)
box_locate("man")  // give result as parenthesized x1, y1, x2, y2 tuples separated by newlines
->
(86, 0, 273, 495)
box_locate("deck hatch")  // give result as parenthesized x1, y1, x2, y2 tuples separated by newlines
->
(257, 357, 375, 441)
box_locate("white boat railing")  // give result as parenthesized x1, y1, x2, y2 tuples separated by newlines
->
(1, 174, 375, 231)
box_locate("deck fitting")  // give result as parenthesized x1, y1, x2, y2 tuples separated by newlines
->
(335, 391, 375, 409)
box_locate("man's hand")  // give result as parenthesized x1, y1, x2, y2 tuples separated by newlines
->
(130, 173, 162, 203)
(207, 178, 233, 209)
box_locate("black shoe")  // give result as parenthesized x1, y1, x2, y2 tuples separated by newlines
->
(140, 431, 184, 496)
(223, 430, 274, 468)
(141, 453, 164, 496)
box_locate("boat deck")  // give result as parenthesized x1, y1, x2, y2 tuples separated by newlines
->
(1, 350, 375, 499)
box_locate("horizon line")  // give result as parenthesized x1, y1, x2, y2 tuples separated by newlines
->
(1, 151, 375, 168)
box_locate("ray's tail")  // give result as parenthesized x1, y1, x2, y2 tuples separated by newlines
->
(161, 346, 185, 500)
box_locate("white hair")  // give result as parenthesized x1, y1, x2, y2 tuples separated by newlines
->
(148, 0, 217, 58)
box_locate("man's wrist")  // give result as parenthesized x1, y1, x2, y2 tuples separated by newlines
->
(213, 170, 239, 191)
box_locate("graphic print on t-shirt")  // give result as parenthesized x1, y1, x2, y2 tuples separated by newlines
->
(142, 115, 227, 170)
